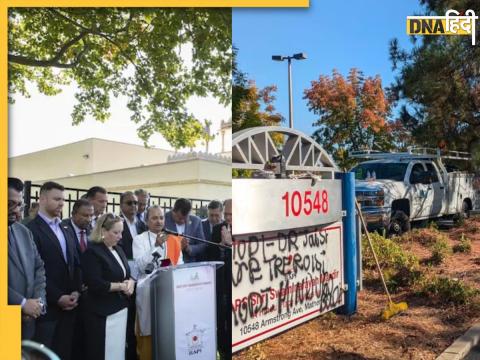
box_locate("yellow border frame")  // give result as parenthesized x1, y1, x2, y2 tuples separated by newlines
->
(1, 1, 308, 358)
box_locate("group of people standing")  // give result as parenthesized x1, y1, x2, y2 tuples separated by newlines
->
(8, 178, 232, 360)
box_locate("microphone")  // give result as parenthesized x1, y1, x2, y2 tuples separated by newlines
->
(162, 227, 232, 250)
(162, 228, 180, 236)
(145, 251, 161, 274)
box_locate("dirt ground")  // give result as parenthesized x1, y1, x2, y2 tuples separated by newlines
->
(233, 217, 480, 360)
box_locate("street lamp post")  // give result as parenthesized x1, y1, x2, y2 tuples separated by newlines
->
(272, 52, 307, 129)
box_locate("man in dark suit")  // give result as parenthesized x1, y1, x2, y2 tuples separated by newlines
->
(164, 198, 206, 263)
(27, 181, 82, 360)
(85, 186, 108, 229)
(209, 199, 232, 360)
(134, 188, 149, 228)
(7, 177, 46, 340)
(61, 198, 93, 360)
(201, 200, 223, 242)
(62, 198, 94, 255)
(119, 191, 146, 360)
(119, 191, 147, 260)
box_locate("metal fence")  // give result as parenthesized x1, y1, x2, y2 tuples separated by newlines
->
(23, 181, 211, 219)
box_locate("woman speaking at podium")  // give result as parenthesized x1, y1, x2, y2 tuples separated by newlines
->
(81, 213, 135, 360)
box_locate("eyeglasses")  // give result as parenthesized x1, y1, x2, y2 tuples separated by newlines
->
(8, 200, 24, 210)
(124, 201, 138, 206)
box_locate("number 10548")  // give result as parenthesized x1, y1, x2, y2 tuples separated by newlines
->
(281, 190, 329, 217)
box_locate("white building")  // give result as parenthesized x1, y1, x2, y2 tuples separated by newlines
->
(9, 138, 231, 201)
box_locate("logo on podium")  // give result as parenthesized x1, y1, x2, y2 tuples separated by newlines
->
(190, 271, 200, 281)
(186, 324, 205, 356)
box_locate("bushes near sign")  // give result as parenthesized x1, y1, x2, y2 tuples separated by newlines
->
(418, 276, 479, 306)
(429, 238, 452, 265)
(361, 232, 421, 291)
(453, 233, 472, 254)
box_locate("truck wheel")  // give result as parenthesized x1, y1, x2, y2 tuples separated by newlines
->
(460, 200, 470, 220)
(389, 211, 411, 236)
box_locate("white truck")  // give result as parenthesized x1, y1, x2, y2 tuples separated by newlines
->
(350, 148, 476, 235)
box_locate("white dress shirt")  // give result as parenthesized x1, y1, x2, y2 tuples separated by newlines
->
(132, 231, 183, 274)
(123, 214, 139, 238)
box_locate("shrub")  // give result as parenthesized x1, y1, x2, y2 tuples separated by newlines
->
(453, 233, 472, 254)
(418, 276, 478, 305)
(362, 232, 422, 290)
(429, 238, 452, 265)
(428, 221, 439, 230)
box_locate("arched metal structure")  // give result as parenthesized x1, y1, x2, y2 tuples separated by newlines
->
(232, 126, 339, 178)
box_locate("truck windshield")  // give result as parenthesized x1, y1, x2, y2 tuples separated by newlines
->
(352, 163, 408, 181)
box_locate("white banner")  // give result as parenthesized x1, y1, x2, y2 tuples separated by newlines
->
(232, 222, 344, 352)
(174, 266, 217, 360)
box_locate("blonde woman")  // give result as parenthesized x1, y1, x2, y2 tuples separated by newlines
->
(81, 213, 135, 360)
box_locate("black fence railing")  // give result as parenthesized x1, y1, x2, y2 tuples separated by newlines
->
(24, 181, 211, 219)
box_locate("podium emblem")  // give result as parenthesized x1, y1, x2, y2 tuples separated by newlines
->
(190, 272, 200, 281)
(185, 324, 206, 355)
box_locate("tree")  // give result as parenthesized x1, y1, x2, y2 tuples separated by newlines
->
(8, 8, 231, 149)
(304, 68, 395, 168)
(389, 0, 480, 159)
(232, 47, 283, 133)
(232, 47, 283, 177)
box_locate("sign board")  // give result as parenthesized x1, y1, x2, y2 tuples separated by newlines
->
(232, 221, 345, 352)
(233, 179, 343, 235)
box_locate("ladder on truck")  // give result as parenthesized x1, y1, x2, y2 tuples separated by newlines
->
(350, 147, 471, 162)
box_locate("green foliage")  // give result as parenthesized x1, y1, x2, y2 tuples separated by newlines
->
(429, 238, 452, 265)
(418, 276, 478, 305)
(389, 0, 480, 163)
(232, 169, 253, 178)
(362, 233, 422, 290)
(453, 233, 472, 254)
(8, 8, 231, 149)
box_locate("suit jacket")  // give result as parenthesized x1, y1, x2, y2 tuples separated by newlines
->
(210, 221, 231, 296)
(8, 222, 46, 339)
(61, 218, 91, 257)
(118, 217, 147, 260)
(81, 243, 130, 317)
(27, 215, 82, 321)
(202, 219, 213, 242)
(164, 211, 206, 262)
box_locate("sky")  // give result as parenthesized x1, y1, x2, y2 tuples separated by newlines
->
(233, 0, 424, 138)
(9, 85, 230, 157)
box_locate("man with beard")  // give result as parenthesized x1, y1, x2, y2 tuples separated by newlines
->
(27, 181, 82, 360)
(8, 177, 46, 340)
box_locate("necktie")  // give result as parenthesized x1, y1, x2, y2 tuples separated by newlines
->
(79, 230, 87, 253)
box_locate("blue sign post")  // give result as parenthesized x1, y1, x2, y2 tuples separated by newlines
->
(336, 171, 357, 315)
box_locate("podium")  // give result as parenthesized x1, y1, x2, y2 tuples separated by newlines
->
(136, 262, 223, 360)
